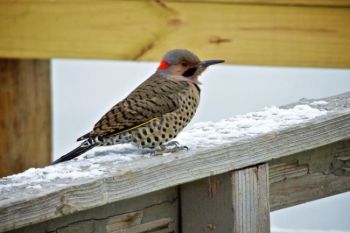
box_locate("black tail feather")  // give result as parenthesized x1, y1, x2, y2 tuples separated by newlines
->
(51, 144, 96, 165)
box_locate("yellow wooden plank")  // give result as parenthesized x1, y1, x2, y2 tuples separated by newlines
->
(169, 0, 350, 7)
(0, 1, 349, 67)
(142, 2, 350, 68)
(0, 1, 171, 60)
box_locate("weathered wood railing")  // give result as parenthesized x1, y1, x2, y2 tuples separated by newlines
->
(1, 92, 350, 233)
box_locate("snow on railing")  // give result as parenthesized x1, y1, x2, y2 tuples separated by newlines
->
(1, 92, 350, 232)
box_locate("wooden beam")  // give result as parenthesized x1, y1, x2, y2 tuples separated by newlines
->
(7, 187, 179, 233)
(270, 139, 350, 211)
(0, 1, 349, 67)
(0, 59, 51, 177)
(232, 164, 270, 233)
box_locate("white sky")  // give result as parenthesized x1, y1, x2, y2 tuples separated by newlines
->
(52, 59, 350, 232)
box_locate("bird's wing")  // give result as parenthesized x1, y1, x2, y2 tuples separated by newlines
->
(78, 75, 189, 140)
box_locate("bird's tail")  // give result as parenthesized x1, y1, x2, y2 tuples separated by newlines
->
(51, 144, 96, 165)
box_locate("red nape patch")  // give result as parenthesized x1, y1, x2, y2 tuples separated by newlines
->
(157, 60, 170, 71)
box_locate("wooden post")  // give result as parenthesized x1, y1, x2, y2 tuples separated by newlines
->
(181, 173, 235, 233)
(0, 59, 51, 177)
(232, 164, 270, 233)
(181, 164, 270, 233)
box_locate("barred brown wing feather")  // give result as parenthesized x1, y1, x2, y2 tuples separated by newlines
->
(92, 95, 178, 136)
(89, 77, 190, 137)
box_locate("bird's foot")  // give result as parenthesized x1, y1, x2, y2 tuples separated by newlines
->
(151, 141, 189, 156)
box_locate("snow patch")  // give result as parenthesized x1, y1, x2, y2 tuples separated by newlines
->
(0, 144, 145, 193)
(177, 105, 327, 149)
(310, 100, 328, 106)
(0, 104, 327, 192)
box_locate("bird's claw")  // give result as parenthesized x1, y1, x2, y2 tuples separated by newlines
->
(151, 141, 189, 156)
(164, 141, 180, 147)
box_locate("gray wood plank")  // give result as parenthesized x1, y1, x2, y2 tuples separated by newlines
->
(270, 139, 350, 211)
(181, 164, 270, 233)
(1, 92, 350, 232)
(181, 173, 234, 233)
(6, 187, 178, 233)
(232, 164, 270, 233)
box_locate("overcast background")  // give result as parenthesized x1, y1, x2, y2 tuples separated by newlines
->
(52, 59, 350, 232)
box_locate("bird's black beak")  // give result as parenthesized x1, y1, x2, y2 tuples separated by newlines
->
(199, 60, 225, 67)
(182, 60, 224, 77)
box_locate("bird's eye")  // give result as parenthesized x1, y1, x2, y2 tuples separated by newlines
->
(181, 62, 188, 67)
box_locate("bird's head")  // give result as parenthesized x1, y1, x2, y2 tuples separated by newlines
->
(156, 49, 224, 84)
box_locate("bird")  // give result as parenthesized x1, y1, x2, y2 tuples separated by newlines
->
(52, 49, 224, 164)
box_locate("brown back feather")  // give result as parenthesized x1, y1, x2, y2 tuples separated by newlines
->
(86, 74, 190, 138)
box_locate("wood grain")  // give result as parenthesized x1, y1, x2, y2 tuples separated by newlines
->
(173, 0, 350, 7)
(0, 59, 51, 177)
(0, 1, 170, 60)
(7, 187, 179, 233)
(181, 165, 270, 233)
(180, 173, 235, 233)
(0, 1, 349, 67)
(0, 92, 350, 232)
(270, 139, 350, 211)
(232, 164, 270, 233)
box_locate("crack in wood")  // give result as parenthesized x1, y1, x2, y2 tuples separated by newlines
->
(131, 0, 180, 61)
(132, 42, 155, 60)
(153, 0, 178, 13)
(106, 211, 143, 232)
(330, 141, 350, 176)
(269, 160, 309, 184)
(47, 197, 177, 233)
(207, 176, 221, 199)
(209, 36, 232, 44)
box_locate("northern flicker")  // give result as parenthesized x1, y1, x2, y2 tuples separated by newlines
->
(52, 49, 224, 164)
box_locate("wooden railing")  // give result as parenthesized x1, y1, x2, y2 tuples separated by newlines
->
(1, 92, 349, 233)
